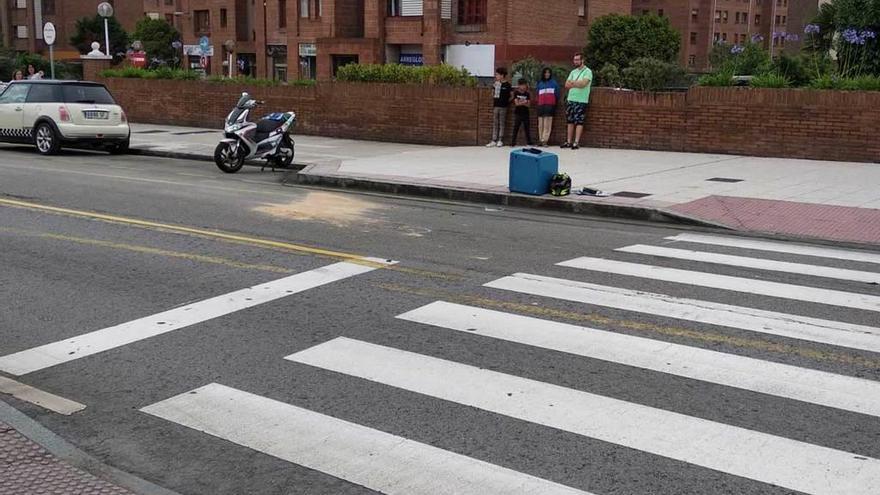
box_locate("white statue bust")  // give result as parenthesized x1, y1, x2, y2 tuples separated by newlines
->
(86, 42, 105, 57)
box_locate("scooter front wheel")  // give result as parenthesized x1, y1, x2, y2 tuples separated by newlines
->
(214, 142, 245, 173)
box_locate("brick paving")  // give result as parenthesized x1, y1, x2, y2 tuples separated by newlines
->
(669, 195, 880, 245)
(0, 420, 133, 495)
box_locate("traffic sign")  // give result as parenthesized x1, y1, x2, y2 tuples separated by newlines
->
(43, 22, 56, 46)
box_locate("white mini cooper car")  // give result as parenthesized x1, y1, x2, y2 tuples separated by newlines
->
(0, 80, 130, 155)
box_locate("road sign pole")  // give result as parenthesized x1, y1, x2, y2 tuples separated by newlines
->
(49, 45, 55, 79)
(104, 18, 111, 58)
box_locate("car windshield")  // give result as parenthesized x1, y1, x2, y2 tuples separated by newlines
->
(62, 84, 116, 105)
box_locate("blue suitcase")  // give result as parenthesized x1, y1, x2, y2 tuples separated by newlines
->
(508, 148, 559, 195)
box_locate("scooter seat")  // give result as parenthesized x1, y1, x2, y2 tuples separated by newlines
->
(256, 118, 284, 134)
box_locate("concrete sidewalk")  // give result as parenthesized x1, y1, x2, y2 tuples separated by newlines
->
(129, 123, 880, 246)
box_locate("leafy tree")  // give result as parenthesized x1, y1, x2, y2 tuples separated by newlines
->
(132, 18, 179, 64)
(585, 14, 680, 70)
(70, 15, 130, 63)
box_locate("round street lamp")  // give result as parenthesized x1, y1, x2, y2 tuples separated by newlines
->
(97, 2, 114, 58)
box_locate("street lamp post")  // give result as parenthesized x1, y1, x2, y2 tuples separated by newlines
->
(97, 2, 114, 58)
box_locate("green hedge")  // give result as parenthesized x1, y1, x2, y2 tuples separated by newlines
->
(334, 63, 476, 86)
(99, 67, 315, 86)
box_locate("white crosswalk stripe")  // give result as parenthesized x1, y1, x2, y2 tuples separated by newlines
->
(0, 260, 392, 376)
(397, 301, 880, 417)
(142, 383, 592, 495)
(617, 244, 880, 284)
(286, 337, 880, 495)
(557, 256, 880, 311)
(138, 234, 880, 494)
(485, 273, 880, 354)
(665, 233, 880, 265)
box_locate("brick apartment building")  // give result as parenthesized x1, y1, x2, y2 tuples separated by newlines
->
(633, 0, 798, 70)
(144, 0, 633, 80)
(1, 0, 142, 60)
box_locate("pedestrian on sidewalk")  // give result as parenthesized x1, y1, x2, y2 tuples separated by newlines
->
(536, 67, 560, 147)
(561, 53, 593, 151)
(487, 67, 512, 148)
(511, 78, 533, 147)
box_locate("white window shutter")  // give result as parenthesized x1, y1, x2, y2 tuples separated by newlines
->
(401, 0, 423, 16)
(441, 0, 452, 19)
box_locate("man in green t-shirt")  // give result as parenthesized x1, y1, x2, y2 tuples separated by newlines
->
(561, 53, 593, 150)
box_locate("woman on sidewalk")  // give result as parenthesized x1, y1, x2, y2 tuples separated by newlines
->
(536, 68, 560, 147)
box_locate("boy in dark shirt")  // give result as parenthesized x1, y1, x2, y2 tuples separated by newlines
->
(487, 67, 512, 147)
(511, 78, 533, 147)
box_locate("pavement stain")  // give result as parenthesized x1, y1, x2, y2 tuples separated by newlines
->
(253, 191, 384, 227)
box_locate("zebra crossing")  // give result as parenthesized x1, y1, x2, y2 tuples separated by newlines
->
(140, 233, 880, 495)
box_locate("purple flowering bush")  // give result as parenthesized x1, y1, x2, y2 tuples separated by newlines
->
(805, 0, 880, 77)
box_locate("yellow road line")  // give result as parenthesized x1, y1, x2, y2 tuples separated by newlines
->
(377, 283, 880, 369)
(0, 197, 389, 268)
(0, 227, 295, 274)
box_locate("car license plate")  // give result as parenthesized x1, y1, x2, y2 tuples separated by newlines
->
(83, 110, 109, 120)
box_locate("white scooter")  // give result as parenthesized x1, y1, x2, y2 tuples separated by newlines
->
(214, 92, 297, 173)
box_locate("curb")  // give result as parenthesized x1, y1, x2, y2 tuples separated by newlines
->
(0, 398, 181, 495)
(282, 167, 734, 230)
(130, 147, 308, 171)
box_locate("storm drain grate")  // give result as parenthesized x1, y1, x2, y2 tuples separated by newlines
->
(611, 191, 653, 199)
(706, 177, 745, 183)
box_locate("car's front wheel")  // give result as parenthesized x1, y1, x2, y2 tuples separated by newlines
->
(34, 122, 61, 156)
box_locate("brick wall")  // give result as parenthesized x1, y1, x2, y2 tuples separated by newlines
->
(99, 76, 880, 163)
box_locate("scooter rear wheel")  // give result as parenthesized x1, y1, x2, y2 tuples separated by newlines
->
(214, 142, 245, 173)
(273, 138, 295, 168)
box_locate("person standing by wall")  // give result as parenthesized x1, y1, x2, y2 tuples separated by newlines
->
(487, 67, 512, 148)
(536, 67, 560, 147)
(510, 78, 533, 147)
(561, 53, 593, 151)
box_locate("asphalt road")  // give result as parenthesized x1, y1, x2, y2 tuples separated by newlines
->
(1, 145, 879, 495)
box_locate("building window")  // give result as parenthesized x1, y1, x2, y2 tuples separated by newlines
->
(15, 25, 27, 38)
(658, 9, 664, 17)
(715, 10, 720, 23)
(722, 32, 727, 42)
(722, 11, 728, 24)
(755, 14, 761, 25)
(782, 16, 786, 25)
(43, 0, 56, 15)
(220, 9, 228, 28)
(193, 10, 210, 33)
(15, 0, 25, 8)
(458, 0, 487, 25)
(164, 0, 174, 5)
(691, 8, 698, 22)
(775, 15, 780, 26)
(742, 13, 748, 24)
(735, 12, 740, 24)
(688, 55, 696, 66)
(713, 32, 720, 42)
(279, 0, 287, 27)
(690, 32, 697, 45)
(317, 0, 322, 17)
(641, 9, 649, 15)
(300, 0, 309, 18)
(388, 0, 400, 16)
(165, 13, 173, 23)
